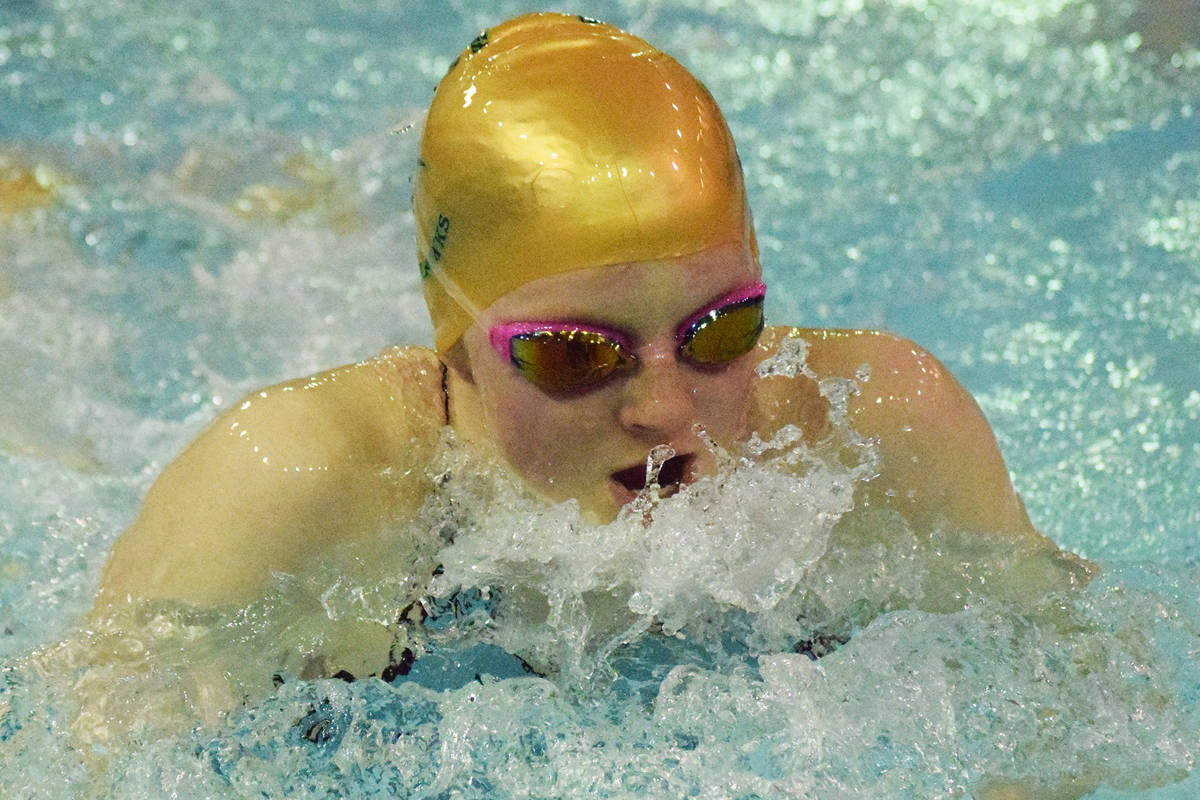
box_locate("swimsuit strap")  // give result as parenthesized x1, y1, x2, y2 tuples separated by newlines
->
(440, 360, 450, 426)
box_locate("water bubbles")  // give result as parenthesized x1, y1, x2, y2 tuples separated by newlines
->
(0, 0, 1198, 795)
(756, 329, 813, 380)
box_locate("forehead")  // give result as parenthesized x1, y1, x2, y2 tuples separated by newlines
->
(479, 244, 761, 329)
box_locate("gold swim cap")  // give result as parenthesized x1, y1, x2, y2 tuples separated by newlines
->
(414, 13, 755, 353)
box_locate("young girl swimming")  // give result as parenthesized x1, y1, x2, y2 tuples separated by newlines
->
(91, 11, 1087, 670)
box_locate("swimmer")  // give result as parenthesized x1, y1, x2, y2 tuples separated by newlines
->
(91, 13, 1089, 666)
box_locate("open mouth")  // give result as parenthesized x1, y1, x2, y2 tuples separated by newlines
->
(610, 453, 694, 496)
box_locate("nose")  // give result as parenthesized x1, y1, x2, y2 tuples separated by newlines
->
(616, 344, 698, 440)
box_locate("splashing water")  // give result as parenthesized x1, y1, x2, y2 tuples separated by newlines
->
(7, 359, 1195, 799)
(2, 0, 1200, 797)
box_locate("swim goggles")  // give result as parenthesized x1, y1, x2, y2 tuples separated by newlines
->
(488, 282, 766, 395)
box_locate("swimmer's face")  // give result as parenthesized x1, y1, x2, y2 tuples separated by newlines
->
(455, 243, 761, 521)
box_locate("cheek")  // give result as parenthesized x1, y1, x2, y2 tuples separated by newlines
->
(693, 361, 756, 437)
(477, 374, 613, 483)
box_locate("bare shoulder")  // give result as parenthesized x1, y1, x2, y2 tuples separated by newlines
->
(95, 346, 447, 609)
(801, 327, 987, 445)
(752, 326, 971, 440)
(753, 326, 1044, 540)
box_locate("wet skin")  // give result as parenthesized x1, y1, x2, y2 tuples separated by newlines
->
(82, 241, 1097, 751)
(95, 243, 1089, 613)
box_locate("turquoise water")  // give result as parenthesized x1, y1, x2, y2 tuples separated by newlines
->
(1, 0, 1199, 797)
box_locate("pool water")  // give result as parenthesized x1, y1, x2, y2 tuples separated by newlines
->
(1, 0, 1199, 797)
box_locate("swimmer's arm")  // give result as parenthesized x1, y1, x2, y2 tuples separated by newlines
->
(758, 327, 1042, 540)
(93, 347, 445, 611)
(806, 328, 1040, 538)
(758, 327, 1095, 596)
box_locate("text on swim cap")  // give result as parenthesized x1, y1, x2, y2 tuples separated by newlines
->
(420, 214, 452, 279)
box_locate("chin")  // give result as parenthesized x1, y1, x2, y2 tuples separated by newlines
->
(579, 491, 624, 524)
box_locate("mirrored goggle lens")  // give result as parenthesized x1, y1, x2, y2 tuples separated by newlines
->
(679, 296, 765, 365)
(509, 329, 634, 393)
